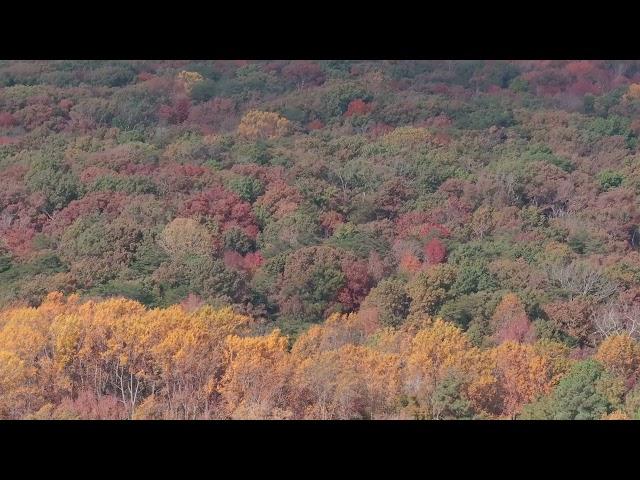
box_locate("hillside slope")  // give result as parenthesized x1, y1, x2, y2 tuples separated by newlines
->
(1, 60, 640, 418)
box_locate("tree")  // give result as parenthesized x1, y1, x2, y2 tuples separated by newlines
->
(543, 297, 595, 346)
(237, 110, 292, 140)
(36, 390, 127, 420)
(159, 218, 214, 259)
(595, 334, 640, 384)
(521, 360, 619, 420)
(598, 170, 624, 191)
(290, 312, 379, 357)
(218, 330, 291, 419)
(626, 83, 640, 101)
(361, 278, 411, 327)
(404, 318, 495, 419)
(26, 154, 80, 213)
(182, 186, 259, 238)
(424, 238, 447, 265)
(0, 350, 35, 418)
(336, 257, 375, 312)
(158, 96, 190, 124)
(187, 97, 237, 133)
(532, 339, 572, 386)
(282, 61, 325, 89)
(399, 252, 422, 275)
(344, 99, 373, 117)
(592, 301, 640, 340)
(228, 176, 264, 204)
(291, 344, 400, 419)
(177, 70, 205, 94)
(549, 262, 618, 302)
(492, 341, 554, 418)
(275, 246, 346, 324)
(255, 180, 303, 219)
(151, 305, 252, 419)
(491, 293, 534, 344)
(407, 264, 457, 318)
(430, 371, 474, 419)
(321, 83, 372, 118)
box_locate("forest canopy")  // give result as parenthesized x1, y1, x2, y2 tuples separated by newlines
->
(1, 60, 640, 419)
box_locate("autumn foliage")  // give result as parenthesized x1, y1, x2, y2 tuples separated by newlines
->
(1, 60, 640, 419)
(0, 293, 597, 420)
(237, 110, 292, 140)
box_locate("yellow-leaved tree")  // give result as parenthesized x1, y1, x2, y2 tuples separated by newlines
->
(159, 217, 214, 259)
(595, 334, 640, 384)
(218, 330, 292, 419)
(150, 305, 251, 419)
(237, 110, 292, 140)
(291, 344, 401, 419)
(404, 318, 495, 419)
(491, 341, 555, 419)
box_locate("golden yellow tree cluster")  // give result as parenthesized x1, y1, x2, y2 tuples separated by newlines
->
(237, 110, 292, 140)
(595, 334, 640, 382)
(0, 293, 590, 420)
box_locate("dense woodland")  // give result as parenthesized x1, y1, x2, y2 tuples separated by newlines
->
(1, 60, 640, 419)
